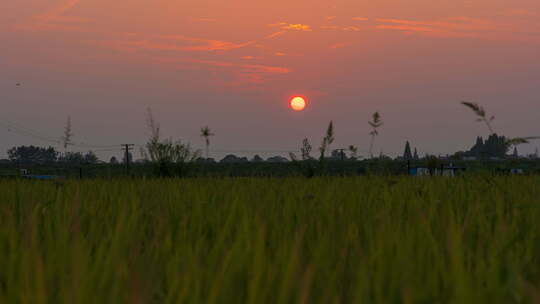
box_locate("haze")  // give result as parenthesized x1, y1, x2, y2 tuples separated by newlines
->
(1, 0, 539, 160)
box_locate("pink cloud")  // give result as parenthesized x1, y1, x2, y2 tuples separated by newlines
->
(109, 35, 255, 53)
(16, 0, 91, 32)
(321, 25, 361, 32)
(269, 22, 312, 32)
(265, 31, 286, 39)
(241, 64, 290, 74)
(374, 17, 540, 41)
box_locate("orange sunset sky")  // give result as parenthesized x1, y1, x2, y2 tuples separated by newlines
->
(1, 0, 539, 159)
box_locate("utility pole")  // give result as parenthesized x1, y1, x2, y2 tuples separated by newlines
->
(122, 144, 134, 176)
(337, 149, 345, 161)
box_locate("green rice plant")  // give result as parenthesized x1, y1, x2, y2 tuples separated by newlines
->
(1, 176, 540, 303)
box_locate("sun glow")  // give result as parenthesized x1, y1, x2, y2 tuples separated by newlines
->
(290, 96, 307, 111)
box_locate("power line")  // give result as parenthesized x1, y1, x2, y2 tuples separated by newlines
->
(0, 119, 139, 149)
(0, 122, 61, 145)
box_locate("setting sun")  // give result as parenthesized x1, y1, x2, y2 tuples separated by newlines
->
(290, 96, 307, 111)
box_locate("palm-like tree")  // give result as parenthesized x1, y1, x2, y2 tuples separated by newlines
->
(368, 112, 383, 159)
(200, 126, 214, 159)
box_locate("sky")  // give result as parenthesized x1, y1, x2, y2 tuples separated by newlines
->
(1, 0, 539, 160)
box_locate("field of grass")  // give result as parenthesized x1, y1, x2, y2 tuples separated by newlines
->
(1, 176, 540, 303)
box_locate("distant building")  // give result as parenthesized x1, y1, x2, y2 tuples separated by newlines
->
(408, 167, 430, 176)
(409, 165, 466, 177)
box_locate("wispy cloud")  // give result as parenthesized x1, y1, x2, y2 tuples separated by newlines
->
(374, 17, 540, 41)
(321, 25, 361, 32)
(16, 0, 92, 32)
(265, 31, 286, 39)
(151, 56, 291, 84)
(269, 22, 312, 32)
(189, 59, 290, 75)
(109, 34, 255, 52)
(500, 9, 538, 17)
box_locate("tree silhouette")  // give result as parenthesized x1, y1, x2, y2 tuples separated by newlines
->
(200, 126, 215, 159)
(403, 141, 412, 160)
(348, 145, 358, 159)
(142, 107, 201, 176)
(7, 146, 58, 164)
(59, 151, 99, 164)
(368, 112, 383, 159)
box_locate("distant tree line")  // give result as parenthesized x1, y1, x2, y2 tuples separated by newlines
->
(7, 146, 99, 165)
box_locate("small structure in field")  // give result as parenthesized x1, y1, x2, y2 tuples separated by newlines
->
(408, 165, 466, 177)
(20, 169, 62, 180)
(509, 168, 525, 175)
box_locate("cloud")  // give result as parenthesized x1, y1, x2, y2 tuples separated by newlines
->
(342, 26, 361, 32)
(263, 22, 312, 40)
(16, 0, 91, 32)
(241, 64, 290, 74)
(269, 22, 312, 31)
(373, 17, 540, 41)
(500, 9, 538, 17)
(321, 25, 361, 32)
(104, 36, 291, 85)
(152, 56, 291, 85)
(283, 24, 312, 31)
(373, 18, 481, 38)
(265, 31, 286, 39)
(352, 17, 370, 21)
(153, 57, 290, 73)
(109, 34, 255, 53)
(376, 24, 436, 33)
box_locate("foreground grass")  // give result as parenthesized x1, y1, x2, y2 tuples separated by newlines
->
(1, 176, 540, 303)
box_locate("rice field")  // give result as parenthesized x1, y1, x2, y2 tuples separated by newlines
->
(1, 176, 540, 303)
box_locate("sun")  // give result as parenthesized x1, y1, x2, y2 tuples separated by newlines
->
(290, 96, 307, 111)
